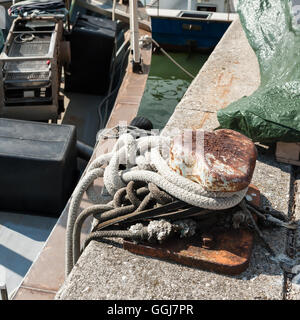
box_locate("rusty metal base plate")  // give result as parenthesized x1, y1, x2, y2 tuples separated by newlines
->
(123, 185, 260, 275)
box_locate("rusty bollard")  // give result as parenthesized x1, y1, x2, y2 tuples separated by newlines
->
(168, 129, 257, 192)
(124, 129, 259, 275)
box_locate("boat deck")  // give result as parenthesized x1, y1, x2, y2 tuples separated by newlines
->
(0, 88, 108, 298)
(0, 212, 56, 297)
(9, 27, 151, 299)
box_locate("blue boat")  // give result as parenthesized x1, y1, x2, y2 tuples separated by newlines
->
(145, 0, 238, 52)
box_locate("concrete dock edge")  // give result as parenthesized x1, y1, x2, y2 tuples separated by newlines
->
(55, 18, 300, 300)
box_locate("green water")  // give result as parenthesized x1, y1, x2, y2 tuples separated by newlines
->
(137, 52, 209, 129)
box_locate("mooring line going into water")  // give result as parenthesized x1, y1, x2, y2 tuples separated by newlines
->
(150, 38, 196, 79)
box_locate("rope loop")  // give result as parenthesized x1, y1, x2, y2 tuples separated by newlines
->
(65, 127, 249, 276)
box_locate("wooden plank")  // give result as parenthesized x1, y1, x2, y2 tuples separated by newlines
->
(276, 142, 300, 166)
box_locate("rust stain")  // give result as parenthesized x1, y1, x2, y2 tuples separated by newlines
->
(213, 71, 237, 109)
(219, 74, 234, 100)
(192, 112, 210, 130)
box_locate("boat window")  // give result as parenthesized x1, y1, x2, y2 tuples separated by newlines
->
(180, 12, 210, 19)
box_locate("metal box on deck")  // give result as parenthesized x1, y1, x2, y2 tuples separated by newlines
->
(0, 118, 77, 216)
(65, 14, 117, 95)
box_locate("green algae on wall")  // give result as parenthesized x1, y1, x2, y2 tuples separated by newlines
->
(217, 0, 300, 143)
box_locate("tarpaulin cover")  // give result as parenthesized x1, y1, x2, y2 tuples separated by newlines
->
(217, 0, 300, 143)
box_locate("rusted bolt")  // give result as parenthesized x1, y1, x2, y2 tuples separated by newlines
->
(201, 233, 215, 249)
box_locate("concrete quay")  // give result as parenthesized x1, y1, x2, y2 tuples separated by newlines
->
(55, 18, 300, 300)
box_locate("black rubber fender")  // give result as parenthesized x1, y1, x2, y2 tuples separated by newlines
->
(130, 116, 153, 131)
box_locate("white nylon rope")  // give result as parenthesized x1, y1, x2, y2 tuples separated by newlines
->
(65, 133, 247, 276)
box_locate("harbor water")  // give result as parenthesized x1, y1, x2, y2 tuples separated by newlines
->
(137, 51, 209, 130)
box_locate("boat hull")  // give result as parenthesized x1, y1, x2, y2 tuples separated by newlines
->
(151, 16, 231, 52)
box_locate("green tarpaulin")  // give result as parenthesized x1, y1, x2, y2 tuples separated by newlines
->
(217, 0, 300, 143)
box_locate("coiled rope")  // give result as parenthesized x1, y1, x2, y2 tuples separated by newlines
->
(72, 180, 185, 267)
(65, 131, 248, 276)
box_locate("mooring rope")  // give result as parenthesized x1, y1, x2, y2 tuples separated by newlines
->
(139, 35, 196, 79)
(65, 131, 248, 276)
(151, 38, 196, 79)
(72, 181, 177, 266)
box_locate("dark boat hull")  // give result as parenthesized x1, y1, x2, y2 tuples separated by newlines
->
(151, 16, 231, 52)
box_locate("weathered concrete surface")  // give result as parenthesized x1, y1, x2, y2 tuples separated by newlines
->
(286, 173, 300, 300)
(162, 16, 260, 137)
(56, 18, 299, 300)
